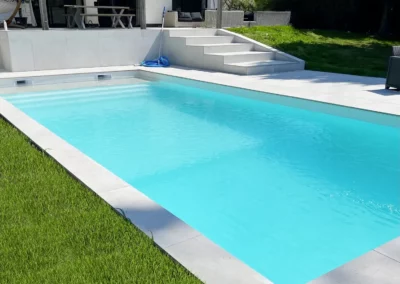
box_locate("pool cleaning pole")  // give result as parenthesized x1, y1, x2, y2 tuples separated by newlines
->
(158, 7, 166, 62)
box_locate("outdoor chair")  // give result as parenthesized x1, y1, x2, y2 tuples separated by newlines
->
(385, 46, 400, 90)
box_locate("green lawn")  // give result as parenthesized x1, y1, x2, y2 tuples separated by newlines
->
(229, 26, 400, 77)
(0, 118, 201, 284)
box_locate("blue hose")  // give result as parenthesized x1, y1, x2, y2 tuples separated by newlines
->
(141, 56, 170, 67)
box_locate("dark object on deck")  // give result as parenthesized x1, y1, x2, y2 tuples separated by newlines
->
(14, 17, 27, 27)
(393, 46, 400, 56)
(178, 11, 192, 22)
(386, 46, 400, 90)
(190, 12, 203, 22)
(244, 11, 254, 21)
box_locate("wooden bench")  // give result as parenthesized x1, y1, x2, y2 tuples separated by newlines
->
(64, 5, 134, 29)
(80, 13, 135, 29)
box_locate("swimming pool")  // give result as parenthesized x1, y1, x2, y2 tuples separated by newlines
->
(2, 74, 400, 283)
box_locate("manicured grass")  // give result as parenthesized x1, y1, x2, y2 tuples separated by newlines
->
(0, 118, 201, 284)
(229, 26, 400, 77)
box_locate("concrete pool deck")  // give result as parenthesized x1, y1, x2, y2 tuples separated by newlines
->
(0, 66, 399, 284)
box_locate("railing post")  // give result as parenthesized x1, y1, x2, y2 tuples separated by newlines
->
(216, 0, 223, 29)
(38, 0, 49, 30)
(139, 0, 146, 29)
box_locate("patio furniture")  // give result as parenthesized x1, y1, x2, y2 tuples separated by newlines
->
(64, 5, 134, 29)
(0, 0, 19, 23)
(385, 46, 400, 90)
(164, 11, 203, 27)
(0, 0, 25, 28)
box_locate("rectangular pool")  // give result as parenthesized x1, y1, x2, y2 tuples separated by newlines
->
(2, 73, 400, 283)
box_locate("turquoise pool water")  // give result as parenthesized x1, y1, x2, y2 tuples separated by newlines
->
(3, 79, 400, 283)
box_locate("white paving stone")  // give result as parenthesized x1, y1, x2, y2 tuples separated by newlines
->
(165, 235, 271, 284)
(309, 250, 400, 284)
(374, 237, 400, 263)
(98, 186, 201, 248)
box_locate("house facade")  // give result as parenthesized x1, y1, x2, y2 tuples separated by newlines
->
(0, 0, 218, 28)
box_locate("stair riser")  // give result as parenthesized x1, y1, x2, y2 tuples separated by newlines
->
(203, 54, 226, 67)
(168, 29, 217, 37)
(185, 36, 234, 45)
(223, 52, 275, 63)
(203, 44, 253, 53)
(249, 63, 302, 75)
(225, 63, 302, 75)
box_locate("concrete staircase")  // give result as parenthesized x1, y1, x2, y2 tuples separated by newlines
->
(162, 29, 304, 75)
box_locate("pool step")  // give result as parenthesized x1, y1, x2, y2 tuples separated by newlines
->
(5, 84, 151, 102)
(6, 85, 151, 106)
(15, 92, 144, 109)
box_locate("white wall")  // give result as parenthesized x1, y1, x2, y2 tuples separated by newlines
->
(146, 0, 172, 24)
(3, 29, 161, 72)
(0, 32, 11, 71)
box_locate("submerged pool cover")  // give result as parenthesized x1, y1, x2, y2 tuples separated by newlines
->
(3, 77, 399, 283)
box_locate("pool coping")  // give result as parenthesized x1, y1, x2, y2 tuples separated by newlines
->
(0, 66, 399, 284)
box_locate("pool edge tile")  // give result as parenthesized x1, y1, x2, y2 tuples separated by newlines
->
(99, 186, 270, 283)
(374, 237, 400, 263)
(165, 235, 271, 284)
(310, 248, 400, 284)
(98, 186, 202, 248)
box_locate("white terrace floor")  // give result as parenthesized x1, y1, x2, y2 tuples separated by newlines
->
(0, 66, 399, 284)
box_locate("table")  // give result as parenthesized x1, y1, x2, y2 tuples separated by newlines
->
(64, 5, 132, 29)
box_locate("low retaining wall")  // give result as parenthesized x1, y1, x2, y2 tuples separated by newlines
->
(205, 10, 244, 28)
(163, 10, 291, 28)
(206, 10, 290, 28)
(0, 29, 161, 72)
(254, 11, 291, 26)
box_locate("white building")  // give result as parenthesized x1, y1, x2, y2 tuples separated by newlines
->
(0, 0, 218, 28)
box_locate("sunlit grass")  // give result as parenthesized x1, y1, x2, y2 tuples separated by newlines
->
(229, 26, 400, 77)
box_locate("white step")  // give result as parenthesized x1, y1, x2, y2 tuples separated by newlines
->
(206, 51, 275, 64)
(225, 60, 301, 75)
(183, 36, 234, 45)
(187, 43, 254, 53)
(8, 85, 149, 104)
(167, 28, 217, 37)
